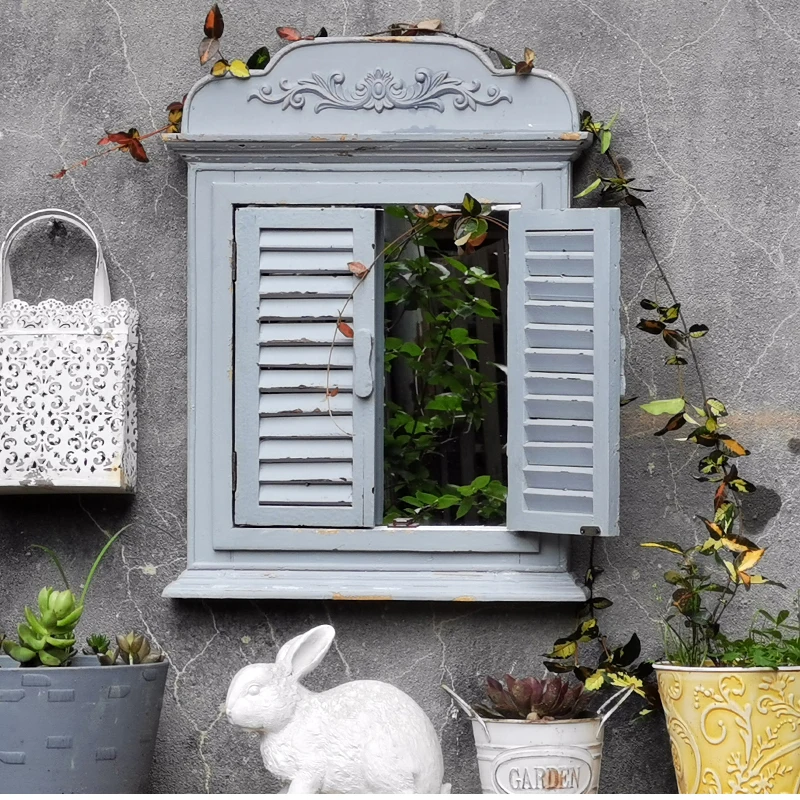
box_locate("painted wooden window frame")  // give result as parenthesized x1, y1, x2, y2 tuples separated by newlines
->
(162, 36, 620, 602)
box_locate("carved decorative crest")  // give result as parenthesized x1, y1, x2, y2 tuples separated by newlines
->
(249, 67, 512, 114)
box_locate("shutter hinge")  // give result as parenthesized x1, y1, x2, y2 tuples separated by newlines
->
(580, 526, 601, 536)
(232, 451, 237, 494)
(230, 239, 237, 283)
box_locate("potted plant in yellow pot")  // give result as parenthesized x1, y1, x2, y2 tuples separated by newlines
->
(573, 106, 800, 794)
(633, 298, 798, 793)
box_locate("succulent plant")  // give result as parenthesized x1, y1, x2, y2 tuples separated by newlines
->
(473, 674, 587, 721)
(84, 633, 111, 655)
(2, 588, 82, 667)
(1, 528, 126, 668)
(94, 632, 165, 666)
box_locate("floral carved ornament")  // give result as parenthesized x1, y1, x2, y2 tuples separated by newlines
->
(248, 67, 512, 113)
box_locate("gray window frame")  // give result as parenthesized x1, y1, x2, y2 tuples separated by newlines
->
(162, 36, 619, 601)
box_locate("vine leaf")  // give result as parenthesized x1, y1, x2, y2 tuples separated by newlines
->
(199, 37, 221, 65)
(640, 397, 685, 416)
(246, 46, 271, 70)
(337, 320, 354, 339)
(97, 129, 148, 163)
(637, 319, 665, 334)
(204, 3, 224, 38)
(575, 177, 602, 199)
(199, 4, 224, 65)
(348, 261, 369, 279)
(640, 541, 685, 554)
(277, 26, 303, 41)
(166, 100, 185, 134)
(514, 47, 535, 75)
(654, 412, 686, 436)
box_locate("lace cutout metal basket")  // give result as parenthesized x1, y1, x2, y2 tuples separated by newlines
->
(0, 209, 138, 493)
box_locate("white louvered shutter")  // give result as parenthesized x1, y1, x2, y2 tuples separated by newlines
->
(507, 208, 620, 536)
(233, 207, 380, 528)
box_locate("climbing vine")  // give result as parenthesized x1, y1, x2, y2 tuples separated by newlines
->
(576, 111, 778, 665)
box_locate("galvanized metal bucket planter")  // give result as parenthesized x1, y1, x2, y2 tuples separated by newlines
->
(470, 716, 604, 794)
(0, 655, 168, 793)
(655, 664, 800, 794)
(0, 208, 138, 493)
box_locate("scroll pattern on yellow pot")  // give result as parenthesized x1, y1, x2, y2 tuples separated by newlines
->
(655, 666, 800, 794)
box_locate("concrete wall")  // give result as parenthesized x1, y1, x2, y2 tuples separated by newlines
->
(2, 0, 798, 792)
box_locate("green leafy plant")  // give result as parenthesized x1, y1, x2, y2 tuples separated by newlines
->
(716, 606, 800, 668)
(380, 198, 507, 523)
(1, 530, 124, 667)
(576, 110, 782, 667)
(474, 674, 587, 721)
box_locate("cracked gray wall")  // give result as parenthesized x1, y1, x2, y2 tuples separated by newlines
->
(1, 0, 798, 793)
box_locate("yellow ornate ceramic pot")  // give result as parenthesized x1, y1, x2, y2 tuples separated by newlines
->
(655, 664, 800, 794)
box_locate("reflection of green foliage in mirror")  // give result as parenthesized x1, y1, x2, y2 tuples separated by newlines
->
(382, 204, 507, 524)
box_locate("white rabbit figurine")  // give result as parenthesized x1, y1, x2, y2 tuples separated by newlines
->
(226, 624, 449, 794)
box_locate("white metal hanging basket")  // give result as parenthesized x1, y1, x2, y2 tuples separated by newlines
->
(0, 209, 138, 493)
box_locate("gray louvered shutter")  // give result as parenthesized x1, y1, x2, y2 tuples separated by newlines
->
(233, 207, 380, 528)
(507, 208, 620, 536)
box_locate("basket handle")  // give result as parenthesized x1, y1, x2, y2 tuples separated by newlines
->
(0, 209, 112, 306)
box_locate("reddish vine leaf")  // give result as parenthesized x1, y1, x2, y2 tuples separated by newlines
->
(204, 4, 224, 39)
(654, 412, 686, 437)
(50, 169, 67, 179)
(337, 320, 354, 339)
(636, 319, 664, 334)
(98, 129, 148, 163)
(348, 261, 369, 279)
(277, 26, 303, 41)
(326, 387, 339, 398)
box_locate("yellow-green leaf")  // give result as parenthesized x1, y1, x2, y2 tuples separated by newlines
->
(575, 177, 602, 199)
(723, 560, 738, 582)
(211, 59, 229, 76)
(228, 59, 250, 79)
(640, 397, 685, 416)
(585, 671, 606, 691)
(641, 541, 684, 554)
(548, 640, 577, 659)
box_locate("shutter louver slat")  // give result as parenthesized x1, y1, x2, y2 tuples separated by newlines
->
(508, 209, 620, 536)
(234, 207, 378, 528)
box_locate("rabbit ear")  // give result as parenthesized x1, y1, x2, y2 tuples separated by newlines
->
(276, 624, 336, 680)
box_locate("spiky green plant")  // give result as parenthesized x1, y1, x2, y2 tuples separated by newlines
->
(1, 528, 126, 667)
(473, 675, 587, 721)
(84, 633, 111, 655)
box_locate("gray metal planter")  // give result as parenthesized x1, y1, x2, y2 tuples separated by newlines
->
(0, 655, 168, 793)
